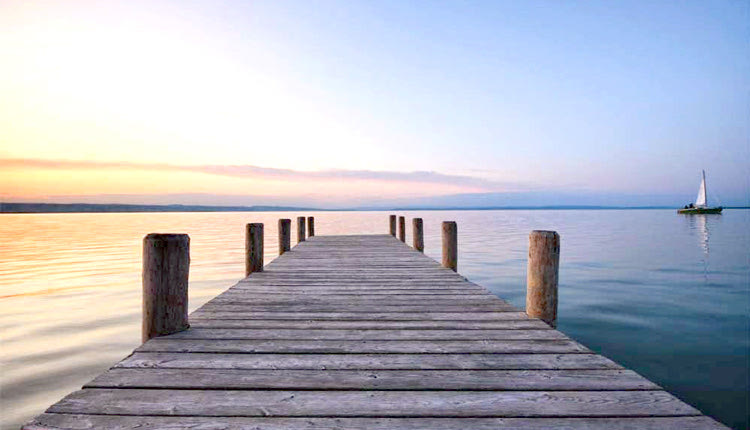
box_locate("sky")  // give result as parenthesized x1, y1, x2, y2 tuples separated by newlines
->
(1, 0, 748, 207)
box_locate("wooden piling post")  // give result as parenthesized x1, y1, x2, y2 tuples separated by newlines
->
(278, 219, 291, 255)
(297, 217, 306, 243)
(389, 215, 397, 236)
(398, 216, 406, 242)
(442, 221, 457, 271)
(307, 216, 315, 237)
(526, 230, 560, 328)
(142, 233, 190, 343)
(413, 218, 424, 252)
(245, 223, 263, 276)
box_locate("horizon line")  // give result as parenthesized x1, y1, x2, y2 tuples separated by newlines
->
(2, 201, 746, 214)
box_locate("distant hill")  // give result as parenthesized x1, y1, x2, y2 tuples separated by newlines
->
(0, 202, 317, 213)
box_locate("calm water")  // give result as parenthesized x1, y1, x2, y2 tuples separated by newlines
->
(0, 210, 748, 429)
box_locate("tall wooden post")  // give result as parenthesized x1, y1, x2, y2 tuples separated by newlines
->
(297, 217, 306, 243)
(245, 223, 263, 276)
(142, 233, 190, 343)
(389, 215, 397, 236)
(441, 221, 457, 271)
(413, 218, 424, 252)
(278, 219, 291, 255)
(398, 216, 406, 242)
(526, 230, 560, 328)
(307, 216, 315, 237)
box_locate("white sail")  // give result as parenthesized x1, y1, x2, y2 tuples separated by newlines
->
(695, 170, 707, 207)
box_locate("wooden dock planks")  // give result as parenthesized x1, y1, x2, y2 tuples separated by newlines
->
(24, 234, 728, 429)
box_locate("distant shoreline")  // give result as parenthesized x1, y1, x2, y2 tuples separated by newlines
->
(0, 203, 317, 214)
(2, 202, 748, 214)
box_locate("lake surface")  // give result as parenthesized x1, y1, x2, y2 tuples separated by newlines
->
(0, 209, 748, 429)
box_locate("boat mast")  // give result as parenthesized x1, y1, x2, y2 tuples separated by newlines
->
(702, 170, 707, 207)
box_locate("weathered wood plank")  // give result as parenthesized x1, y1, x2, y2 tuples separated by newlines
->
(227, 288, 489, 294)
(116, 352, 623, 370)
(216, 293, 499, 301)
(234, 283, 484, 290)
(236, 280, 480, 285)
(22, 415, 731, 430)
(194, 304, 518, 313)
(47, 389, 701, 416)
(227, 289, 491, 296)
(238, 277, 472, 283)
(165, 328, 564, 341)
(201, 301, 515, 309)
(208, 297, 505, 306)
(188, 311, 549, 321)
(239, 272, 476, 278)
(86, 368, 659, 390)
(137, 339, 591, 353)
(188, 319, 550, 330)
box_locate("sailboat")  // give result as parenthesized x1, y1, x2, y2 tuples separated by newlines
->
(678, 170, 722, 214)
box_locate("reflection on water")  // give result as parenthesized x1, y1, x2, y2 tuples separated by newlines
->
(0, 210, 748, 429)
(683, 214, 723, 284)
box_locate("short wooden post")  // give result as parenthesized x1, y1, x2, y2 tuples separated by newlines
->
(526, 230, 560, 328)
(142, 233, 190, 343)
(442, 221, 457, 271)
(245, 223, 263, 276)
(307, 216, 315, 237)
(278, 219, 291, 255)
(389, 215, 397, 236)
(412, 218, 424, 252)
(398, 216, 406, 242)
(297, 216, 306, 243)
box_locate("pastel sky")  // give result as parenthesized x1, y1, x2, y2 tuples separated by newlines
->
(1, 0, 748, 207)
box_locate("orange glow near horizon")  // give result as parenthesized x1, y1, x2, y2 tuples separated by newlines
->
(0, 163, 489, 203)
(0, 1, 432, 204)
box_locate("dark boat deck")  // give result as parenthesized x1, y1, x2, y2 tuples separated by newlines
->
(24, 235, 728, 429)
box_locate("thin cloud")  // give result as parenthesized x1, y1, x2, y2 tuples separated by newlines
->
(1, 158, 523, 191)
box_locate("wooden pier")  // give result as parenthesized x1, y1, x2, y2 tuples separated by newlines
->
(24, 225, 728, 429)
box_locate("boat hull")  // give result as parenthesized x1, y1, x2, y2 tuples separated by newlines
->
(677, 207, 723, 214)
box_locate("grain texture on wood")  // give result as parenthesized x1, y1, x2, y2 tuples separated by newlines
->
(189, 311, 530, 321)
(47, 389, 700, 417)
(164, 328, 566, 341)
(137, 339, 591, 354)
(278, 219, 291, 255)
(87, 368, 658, 390)
(22, 415, 730, 430)
(187, 318, 550, 329)
(116, 352, 623, 370)
(244, 223, 263, 276)
(141, 233, 190, 343)
(398, 216, 406, 242)
(527, 230, 560, 328)
(307, 216, 315, 237)
(442, 221, 457, 272)
(413, 217, 424, 252)
(297, 217, 306, 243)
